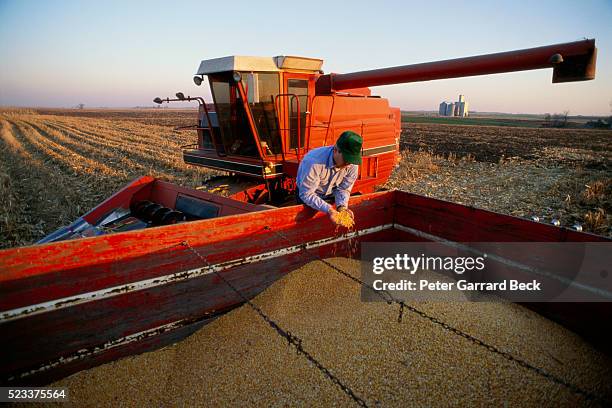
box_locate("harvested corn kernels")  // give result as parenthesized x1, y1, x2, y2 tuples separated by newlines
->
(50, 258, 612, 407)
(335, 209, 355, 228)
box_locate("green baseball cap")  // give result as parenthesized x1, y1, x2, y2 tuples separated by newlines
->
(336, 131, 363, 165)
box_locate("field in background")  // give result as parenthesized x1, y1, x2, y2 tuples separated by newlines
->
(0, 108, 216, 248)
(401, 111, 608, 128)
(35, 108, 198, 128)
(0, 108, 610, 248)
(387, 122, 611, 236)
(402, 115, 542, 127)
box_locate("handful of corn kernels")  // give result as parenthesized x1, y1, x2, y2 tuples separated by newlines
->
(335, 209, 355, 228)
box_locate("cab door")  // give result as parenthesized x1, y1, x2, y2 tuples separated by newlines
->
(281, 73, 314, 160)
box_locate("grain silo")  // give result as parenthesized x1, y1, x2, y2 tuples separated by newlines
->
(456, 94, 469, 117)
(458, 100, 469, 117)
(439, 102, 448, 116)
(446, 102, 455, 116)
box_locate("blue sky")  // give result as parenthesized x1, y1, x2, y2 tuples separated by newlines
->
(1, 0, 611, 115)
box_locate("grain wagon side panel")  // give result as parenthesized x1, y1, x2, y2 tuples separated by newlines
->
(393, 191, 606, 242)
(390, 190, 611, 353)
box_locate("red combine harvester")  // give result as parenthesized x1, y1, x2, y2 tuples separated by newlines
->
(37, 38, 599, 242)
(161, 38, 598, 206)
(1, 39, 609, 387)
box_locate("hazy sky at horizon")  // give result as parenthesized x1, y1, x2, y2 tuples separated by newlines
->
(1, 0, 611, 115)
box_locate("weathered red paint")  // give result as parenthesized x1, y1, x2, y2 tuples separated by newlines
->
(82, 176, 155, 223)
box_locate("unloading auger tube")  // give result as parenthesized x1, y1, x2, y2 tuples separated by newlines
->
(316, 39, 596, 93)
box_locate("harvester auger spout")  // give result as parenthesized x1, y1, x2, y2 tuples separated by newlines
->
(316, 39, 596, 93)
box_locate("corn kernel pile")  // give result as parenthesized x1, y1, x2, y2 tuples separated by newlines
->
(335, 209, 355, 229)
(49, 258, 612, 407)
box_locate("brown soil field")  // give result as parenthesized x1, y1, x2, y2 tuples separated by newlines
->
(0, 108, 610, 249)
(401, 122, 611, 164)
(387, 123, 611, 237)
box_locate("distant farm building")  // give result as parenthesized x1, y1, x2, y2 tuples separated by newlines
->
(439, 95, 469, 117)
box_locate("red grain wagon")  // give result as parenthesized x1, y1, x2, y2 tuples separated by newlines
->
(0, 180, 609, 385)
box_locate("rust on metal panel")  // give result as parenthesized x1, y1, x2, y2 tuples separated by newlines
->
(8, 310, 227, 382)
(5, 230, 392, 382)
(6, 313, 215, 386)
(0, 191, 394, 311)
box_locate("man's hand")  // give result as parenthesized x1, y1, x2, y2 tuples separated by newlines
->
(328, 208, 340, 225)
(329, 206, 355, 228)
(336, 206, 354, 220)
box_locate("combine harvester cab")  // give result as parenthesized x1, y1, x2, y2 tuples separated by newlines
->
(166, 55, 403, 205)
(1, 39, 608, 387)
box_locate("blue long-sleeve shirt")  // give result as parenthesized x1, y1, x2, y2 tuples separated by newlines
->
(296, 146, 359, 213)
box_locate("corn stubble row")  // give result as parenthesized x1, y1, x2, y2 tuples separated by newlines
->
(0, 112, 216, 248)
(50, 258, 611, 406)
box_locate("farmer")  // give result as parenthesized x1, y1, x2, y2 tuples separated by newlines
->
(296, 131, 362, 225)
